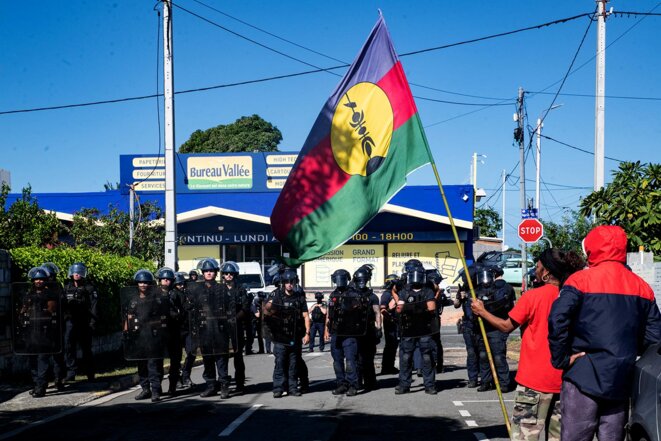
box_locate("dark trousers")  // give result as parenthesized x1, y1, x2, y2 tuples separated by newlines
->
(381, 319, 398, 372)
(462, 325, 479, 382)
(64, 319, 94, 378)
(244, 320, 254, 354)
(477, 330, 510, 388)
(273, 342, 300, 393)
(560, 380, 628, 441)
(254, 318, 265, 353)
(331, 335, 359, 388)
(297, 349, 308, 388)
(202, 354, 230, 387)
(167, 332, 182, 385)
(399, 336, 435, 389)
(30, 353, 65, 391)
(431, 331, 443, 371)
(138, 358, 164, 392)
(181, 333, 197, 381)
(357, 332, 377, 389)
(309, 322, 325, 351)
(233, 331, 246, 386)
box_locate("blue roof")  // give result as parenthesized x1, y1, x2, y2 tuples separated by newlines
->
(4, 185, 474, 227)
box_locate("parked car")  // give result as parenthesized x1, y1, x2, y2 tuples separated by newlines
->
(236, 261, 267, 296)
(628, 341, 661, 441)
(499, 257, 534, 286)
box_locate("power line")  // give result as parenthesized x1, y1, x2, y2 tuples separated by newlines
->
(526, 90, 661, 101)
(541, 134, 625, 162)
(413, 95, 515, 106)
(0, 11, 593, 116)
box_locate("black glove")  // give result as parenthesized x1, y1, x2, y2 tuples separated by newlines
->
(376, 328, 383, 340)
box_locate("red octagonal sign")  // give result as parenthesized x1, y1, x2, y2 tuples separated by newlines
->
(518, 218, 544, 243)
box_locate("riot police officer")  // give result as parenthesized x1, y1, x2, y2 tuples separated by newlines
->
(393, 266, 438, 395)
(353, 266, 382, 391)
(174, 272, 196, 388)
(17, 267, 66, 397)
(326, 269, 362, 397)
(426, 268, 446, 374)
(264, 268, 310, 398)
(125, 269, 166, 402)
(220, 261, 251, 396)
(62, 262, 98, 382)
(195, 258, 236, 400)
(380, 274, 400, 375)
(188, 270, 199, 282)
(308, 292, 327, 352)
(473, 267, 514, 392)
(252, 291, 267, 354)
(453, 272, 480, 388)
(156, 267, 183, 396)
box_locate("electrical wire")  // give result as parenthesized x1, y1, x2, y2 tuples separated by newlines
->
(541, 134, 625, 162)
(525, 91, 661, 101)
(413, 96, 515, 106)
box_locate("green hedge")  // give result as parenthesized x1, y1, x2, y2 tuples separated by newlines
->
(10, 246, 156, 334)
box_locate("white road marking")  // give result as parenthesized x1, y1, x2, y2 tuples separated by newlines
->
(473, 432, 490, 441)
(465, 420, 478, 427)
(218, 404, 263, 437)
(304, 352, 324, 357)
(459, 410, 471, 417)
(452, 400, 463, 406)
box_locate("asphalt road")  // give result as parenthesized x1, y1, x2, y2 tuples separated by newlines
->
(1, 327, 515, 441)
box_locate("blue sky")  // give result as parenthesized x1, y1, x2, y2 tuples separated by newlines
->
(1, 0, 659, 246)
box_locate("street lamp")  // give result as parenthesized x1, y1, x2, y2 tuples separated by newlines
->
(535, 104, 563, 211)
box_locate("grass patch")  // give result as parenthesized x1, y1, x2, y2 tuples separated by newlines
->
(507, 335, 522, 362)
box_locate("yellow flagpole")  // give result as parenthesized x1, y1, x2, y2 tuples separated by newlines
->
(427, 161, 512, 437)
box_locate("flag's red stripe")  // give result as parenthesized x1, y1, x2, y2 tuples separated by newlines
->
(376, 61, 417, 131)
(270, 136, 350, 239)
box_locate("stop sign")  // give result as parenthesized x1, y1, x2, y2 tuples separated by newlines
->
(518, 218, 544, 243)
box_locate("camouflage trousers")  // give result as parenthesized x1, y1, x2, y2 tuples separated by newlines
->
(511, 385, 561, 441)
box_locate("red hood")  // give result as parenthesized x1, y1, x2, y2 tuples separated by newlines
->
(583, 225, 627, 267)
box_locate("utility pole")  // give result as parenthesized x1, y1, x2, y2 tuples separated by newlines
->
(515, 87, 528, 289)
(594, 0, 607, 190)
(535, 118, 542, 212)
(501, 169, 506, 250)
(163, 0, 178, 270)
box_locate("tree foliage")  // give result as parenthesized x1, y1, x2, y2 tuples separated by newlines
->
(0, 184, 65, 249)
(70, 201, 165, 266)
(179, 114, 282, 153)
(475, 206, 502, 238)
(11, 246, 155, 333)
(580, 161, 660, 256)
(529, 210, 594, 259)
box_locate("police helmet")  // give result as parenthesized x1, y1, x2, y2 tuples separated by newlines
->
(189, 269, 199, 277)
(475, 268, 494, 286)
(426, 269, 443, 285)
(42, 262, 60, 278)
(134, 269, 155, 284)
(314, 292, 324, 300)
(198, 258, 220, 272)
(281, 269, 299, 284)
(174, 272, 187, 285)
(28, 266, 49, 280)
(491, 266, 504, 278)
(331, 269, 351, 288)
(407, 267, 426, 285)
(403, 259, 423, 274)
(220, 261, 240, 275)
(384, 273, 400, 289)
(272, 274, 281, 287)
(68, 262, 88, 278)
(353, 267, 372, 290)
(156, 267, 176, 281)
(358, 264, 375, 275)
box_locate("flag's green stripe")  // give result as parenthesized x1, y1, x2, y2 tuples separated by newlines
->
(284, 114, 430, 266)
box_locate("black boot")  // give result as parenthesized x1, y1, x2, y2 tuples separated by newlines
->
(200, 385, 218, 397)
(135, 388, 152, 400)
(151, 389, 162, 402)
(219, 385, 230, 399)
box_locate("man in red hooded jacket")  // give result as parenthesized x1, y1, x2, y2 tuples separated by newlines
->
(548, 225, 661, 441)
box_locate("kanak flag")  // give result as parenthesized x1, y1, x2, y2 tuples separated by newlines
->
(271, 15, 431, 266)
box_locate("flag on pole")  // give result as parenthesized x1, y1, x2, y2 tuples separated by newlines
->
(271, 15, 431, 266)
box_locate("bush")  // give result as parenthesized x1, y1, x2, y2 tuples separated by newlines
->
(9, 246, 156, 334)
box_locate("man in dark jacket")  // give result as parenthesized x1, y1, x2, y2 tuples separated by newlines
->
(548, 225, 661, 441)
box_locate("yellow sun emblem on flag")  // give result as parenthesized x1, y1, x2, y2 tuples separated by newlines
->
(331, 82, 393, 176)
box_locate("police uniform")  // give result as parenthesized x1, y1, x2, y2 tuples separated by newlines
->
(474, 278, 514, 391)
(357, 289, 379, 390)
(62, 279, 98, 381)
(328, 288, 362, 394)
(308, 298, 327, 352)
(227, 281, 251, 392)
(396, 285, 437, 394)
(455, 290, 480, 387)
(379, 288, 399, 374)
(177, 282, 197, 387)
(158, 284, 183, 395)
(269, 287, 308, 396)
